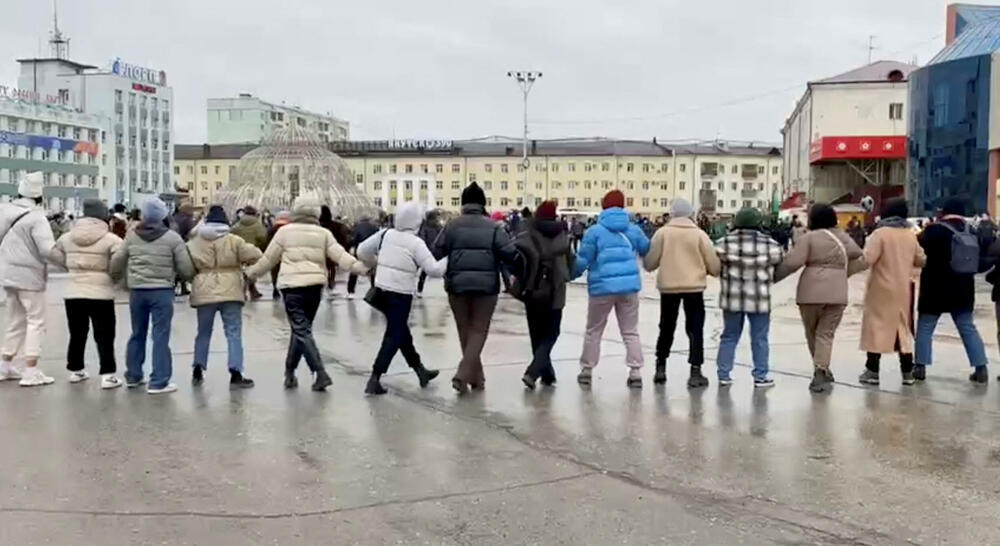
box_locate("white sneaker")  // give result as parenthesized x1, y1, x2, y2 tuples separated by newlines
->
(68, 370, 90, 383)
(416, 292, 424, 299)
(147, 383, 177, 395)
(346, 293, 356, 300)
(0, 361, 22, 381)
(19, 368, 55, 387)
(101, 375, 123, 390)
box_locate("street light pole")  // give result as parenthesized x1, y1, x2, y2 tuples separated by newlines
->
(507, 70, 541, 209)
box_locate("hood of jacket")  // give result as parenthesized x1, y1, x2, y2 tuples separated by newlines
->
(69, 217, 110, 247)
(598, 207, 629, 233)
(394, 202, 424, 233)
(135, 220, 169, 242)
(667, 217, 698, 229)
(532, 217, 565, 238)
(199, 222, 230, 241)
(237, 215, 259, 227)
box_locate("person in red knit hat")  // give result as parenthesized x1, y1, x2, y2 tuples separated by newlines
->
(511, 200, 574, 389)
(571, 189, 650, 388)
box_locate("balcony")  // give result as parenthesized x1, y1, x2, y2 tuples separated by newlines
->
(700, 163, 719, 178)
(740, 189, 759, 198)
(741, 164, 759, 180)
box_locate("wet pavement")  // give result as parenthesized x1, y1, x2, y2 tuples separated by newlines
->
(1, 271, 1000, 545)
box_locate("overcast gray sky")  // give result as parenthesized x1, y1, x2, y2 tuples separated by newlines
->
(1, 0, 952, 144)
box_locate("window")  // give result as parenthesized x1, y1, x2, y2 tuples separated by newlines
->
(552, 181, 561, 189)
(469, 173, 477, 182)
(500, 197, 510, 207)
(679, 181, 686, 190)
(187, 166, 194, 174)
(889, 102, 904, 120)
(602, 162, 610, 172)
(717, 200, 723, 208)
(732, 165, 738, 174)
(483, 181, 492, 190)
(420, 164, 428, 174)
(757, 166, 765, 174)
(389, 165, 397, 174)
(584, 181, 592, 190)
(173, 166, 180, 175)
(214, 166, 220, 175)
(743, 183, 754, 191)
(758, 183, 764, 191)
(731, 182, 737, 191)
(373, 181, 382, 190)
(641, 198, 650, 207)
(201, 181, 208, 190)
(702, 182, 712, 190)
(485, 164, 493, 173)
(743, 200, 752, 208)
(660, 198, 669, 207)
(486, 198, 493, 207)
(451, 163, 460, 173)
(566, 197, 576, 207)
(626, 197, 634, 207)
(551, 163, 559, 173)
(661, 163, 669, 173)
(500, 164, 508, 173)
(642, 181, 649, 190)
(583, 197, 592, 207)
(405, 164, 413, 173)
(216, 182, 223, 190)
(201, 196, 208, 205)
(500, 181, 508, 190)
(679, 164, 686, 173)
(435, 164, 443, 173)
(568, 181, 577, 190)
(584, 163, 593, 172)
(404, 181, 412, 190)
(389, 180, 397, 190)
(451, 197, 460, 207)
(452, 181, 460, 190)
(730, 200, 737, 208)
(356, 174, 364, 184)
(568, 162, 576, 172)
(436, 181, 443, 190)
(717, 182, 724, 191)
(373, 164, 383, 174)
(642, 163, 651, 173)
(626, 163, 634, 172)
(200, 166, 208, 175)
(420, 180, 428, 190)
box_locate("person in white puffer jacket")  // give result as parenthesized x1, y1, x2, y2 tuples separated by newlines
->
(0, 172, 57, 387)
(49, 199, 124, 389)
(357, 201, 447, 395)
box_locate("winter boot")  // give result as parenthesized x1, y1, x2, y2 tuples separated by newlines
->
(858, 369, 880, 385)
(687, 365, 709, 388)
(311, 369, 332, 391)
(192, 366, 204, 386)
(284, 372, 298, 389)
(653, 359, 667, 384)
(970, 365, 989, 384)
(411, 363, 440, 388)
(912, 364, 926, 381)
(809, 368, 833, 393)
(627, 369, 643, 389)
(365, 373, 388, 395)
(522, 372, 537, 390)
(230, 370, 254, 389)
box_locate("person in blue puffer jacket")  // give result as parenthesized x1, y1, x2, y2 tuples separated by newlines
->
(572, 190, 650, 389)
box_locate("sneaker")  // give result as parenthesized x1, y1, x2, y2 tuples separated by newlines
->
(753, 378, 775, 389)
(718, 377, 734, 387)
(100, 375, 123, 390)
(858, 369, 880, 385)
(912, 364, 926, 381)
(0, 361, 23, 381)
(68, 370, 90, 383)
(577, 368, 592, 386)
(346, 293, 356, 300)
(147, 383, 178, 395)
(653, 360, 666, 384)
(809, 369, 833, 394)
(626, 375, 643, 389)
(969, 365, 988, 384)
(192, 366, 204, 386)
(126, 377, 146, 389)
(19, 368, 54, 387)
(901, 372, 916, 386)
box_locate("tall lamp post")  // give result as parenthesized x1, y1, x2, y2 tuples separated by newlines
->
(507, 70, 541, 209)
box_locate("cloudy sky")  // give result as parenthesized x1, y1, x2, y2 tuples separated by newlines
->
(1, 0, 951, 144)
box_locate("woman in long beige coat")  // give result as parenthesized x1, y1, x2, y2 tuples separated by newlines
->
(859, 198, 926, 386)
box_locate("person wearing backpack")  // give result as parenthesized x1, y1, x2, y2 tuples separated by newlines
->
(512, 201, 574, 390)
(915, 197, 989, 383)
(642, 198, 720, 388)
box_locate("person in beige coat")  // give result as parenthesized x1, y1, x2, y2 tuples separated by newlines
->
(245, 195, 368, 391)
(49, 199, 124, 389)
(643, 198, 720, 387)
(775, 203, 864, 393)
(858, 198, 926, 386)
(187, 206, 263, 389)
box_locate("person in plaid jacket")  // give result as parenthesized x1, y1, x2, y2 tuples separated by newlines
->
(714, 208, 784, 388)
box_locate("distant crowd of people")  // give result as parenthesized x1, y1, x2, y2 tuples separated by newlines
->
(2, 169, 1000, 400)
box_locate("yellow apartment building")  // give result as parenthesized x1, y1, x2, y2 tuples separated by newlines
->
(174, 138, 782, 216)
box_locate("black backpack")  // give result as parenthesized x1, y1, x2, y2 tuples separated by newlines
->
(511, 231, 558, 305)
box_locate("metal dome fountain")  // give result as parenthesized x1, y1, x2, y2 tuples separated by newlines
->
(217, 126, 378, 220)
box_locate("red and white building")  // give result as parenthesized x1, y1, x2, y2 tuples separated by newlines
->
(781, 60, 916, 210)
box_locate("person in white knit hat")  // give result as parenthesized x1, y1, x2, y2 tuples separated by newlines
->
(0, 172, 57, 387)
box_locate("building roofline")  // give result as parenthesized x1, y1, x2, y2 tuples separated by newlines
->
(15, 57, 98, 70)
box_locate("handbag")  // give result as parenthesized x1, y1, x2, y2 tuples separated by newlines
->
(363, 231, 388, 311)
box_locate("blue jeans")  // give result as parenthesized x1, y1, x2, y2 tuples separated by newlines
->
(125, 288, 175, 389)
(193, 302, 244, 373)
(716, 311, 770, 381)
(915, 311, 988, 368)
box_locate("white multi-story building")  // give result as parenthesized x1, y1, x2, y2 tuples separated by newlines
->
(16, 55, 174, 207)
(207, 94, 349, 145)
(0, 89, 103, 213)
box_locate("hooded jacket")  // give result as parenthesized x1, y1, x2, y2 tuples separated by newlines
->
(245, 202, 367, 289)
(434, 203, 518, 295)
(515, 218, 574, 309)
(572, 207, 650, 296)
(186, 222, 263, 307)
(643, 217, 720, 293)
(110, 220, 195, 289)
(230, 214, 268, 250)
(0, 198, 57, 291)
(49, 218, 123, 300)
(357, 202, 447, 295)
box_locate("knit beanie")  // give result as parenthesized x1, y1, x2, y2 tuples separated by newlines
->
(942, 197, 967, 217)
(82, 198, 109, 220)
(670, 197, 694, 218)
(205, 205, 228, 224)
(732, 207, 763, 229)
(291, 195, 321, 219)
(242, 205, 258, 216)
(535, 200, 558, 220)
(18, 171, 44, 199)
(461, 182, 486, 206)
(602, 190, 625, 209)
(141, 197, 168, 224)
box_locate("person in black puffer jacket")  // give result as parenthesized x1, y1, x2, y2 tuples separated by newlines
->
(514, 200, 574, 389)
(434, 182, 517, 394)
(347, 215, 379, 299)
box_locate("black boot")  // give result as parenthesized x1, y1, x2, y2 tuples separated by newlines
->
(365, 373, 388, 395)
(411, 363, 440, 388)
(687, 365, 708, 388)
(230, 370, 255, 389)
(311, 369, 332, 391)
(809, 368, 833, 393)
(192, 366, 204, 386)
(912, 364, 926, 381)
(284, 371, 298, 389)
(653, 359, 667, 384)
(970, 365, 989, 384)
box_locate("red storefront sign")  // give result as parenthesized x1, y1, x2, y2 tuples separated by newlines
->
(131, 82, 157, 94)
(809, 136, 906, 163)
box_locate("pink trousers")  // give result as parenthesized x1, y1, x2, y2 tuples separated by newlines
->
(580, 293, 644, 370)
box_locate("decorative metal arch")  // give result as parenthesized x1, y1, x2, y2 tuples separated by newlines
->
(217, 125, 378, 220)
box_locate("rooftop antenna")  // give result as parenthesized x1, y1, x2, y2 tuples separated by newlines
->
(867, 35, 877, 64)
(49, 0, 70, 59)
